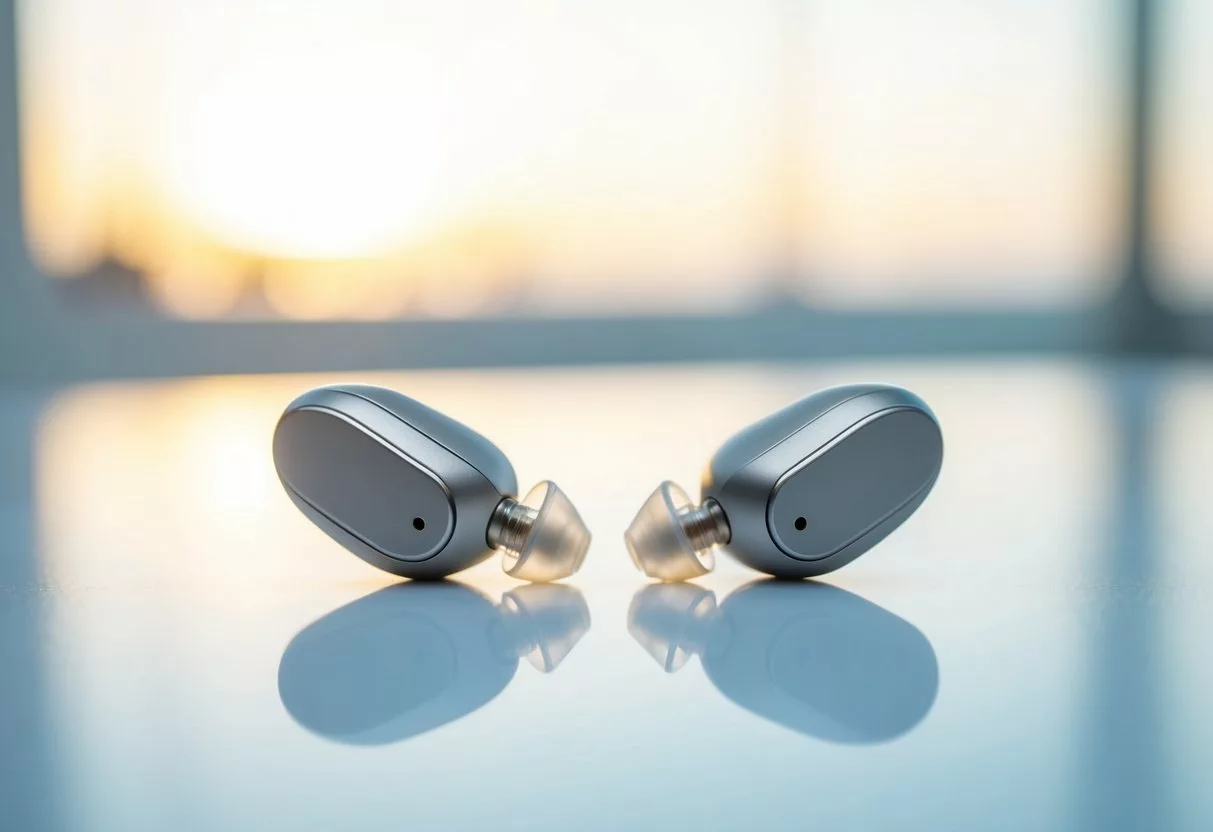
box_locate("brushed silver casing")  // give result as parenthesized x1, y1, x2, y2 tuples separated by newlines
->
(273, 384, 517, 580)
(702, 384, 942, 578)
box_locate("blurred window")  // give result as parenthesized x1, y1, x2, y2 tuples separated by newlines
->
(14, 0, 1130, 318)
(1156, 0, 1213, 306)
(792, 0, 1120, 308)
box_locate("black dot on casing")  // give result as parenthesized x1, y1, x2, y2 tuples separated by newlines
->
(413, 517, 426, 531)
(794, 516, 807, 531)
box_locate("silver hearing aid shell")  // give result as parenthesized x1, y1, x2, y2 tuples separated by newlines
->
(273, 384, 590, 581)
(626, 383, 943, 580)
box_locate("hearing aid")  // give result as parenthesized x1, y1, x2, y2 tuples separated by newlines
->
(625, 383, 942, 580)
(273, 384, 590, 581)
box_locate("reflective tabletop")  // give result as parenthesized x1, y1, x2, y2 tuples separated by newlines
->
(2, 361, 1211, 831)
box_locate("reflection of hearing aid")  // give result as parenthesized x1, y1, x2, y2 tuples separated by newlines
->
(495, 583, 593, 672)
(273, 384, 590, 581)
(626, 384, 943, 580)
(279, 582, 591, 745)
(628, 581, 939, 743)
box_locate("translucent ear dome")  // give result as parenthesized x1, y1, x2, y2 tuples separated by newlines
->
(498, 481, 591, 582)
(624, 481, 726, 582)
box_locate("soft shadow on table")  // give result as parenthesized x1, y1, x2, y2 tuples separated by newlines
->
(278, 581, 590, 745)
(628, 580, 938, 744)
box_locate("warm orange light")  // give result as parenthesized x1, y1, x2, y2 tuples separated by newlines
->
(159, 62, 453, 261)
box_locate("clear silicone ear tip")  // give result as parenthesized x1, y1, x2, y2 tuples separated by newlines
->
(624, 482, 714, 582)
(501, 481, 591, 582)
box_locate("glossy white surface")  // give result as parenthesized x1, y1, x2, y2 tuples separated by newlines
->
(2, 361, 1211, 831)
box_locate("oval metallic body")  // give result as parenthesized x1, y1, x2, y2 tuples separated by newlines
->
(273, 384, 518, 579)
(702, 384, 942, 578)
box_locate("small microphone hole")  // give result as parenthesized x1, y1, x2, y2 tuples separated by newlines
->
(794, 516, 807, 531)
(412, 517, 426, 531)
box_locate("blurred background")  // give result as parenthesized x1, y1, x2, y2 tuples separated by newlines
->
(0, 0, 1209, 380)
(3, 4, 1213, 830)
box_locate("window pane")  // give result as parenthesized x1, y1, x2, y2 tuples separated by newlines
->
(16, 0, 1120, 318)
(792, 0, 1121, 307)
(18, 0, 785, 317)
(1157, 0, 1213, 306)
